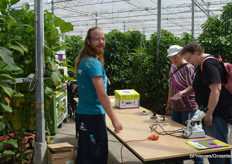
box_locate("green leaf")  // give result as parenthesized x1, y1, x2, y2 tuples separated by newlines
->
(51, 72, 62, 86)
(0, 73, 15, 82)
(26, 25, 34, 33)
(22, 2, 29, 11)
(15, 41, 28, 53)
(0, 141, 4, 152)
(0, 82, 14, 97)
(53, 17, 64, 27)
(0, 103, 12, 112)
(60, 62, 71, 67)
(4, 138, 18, 148)
(5, 65, 22, 72)
(63, 75, 75, 81)
(3, 150, 15, 155)
(10, 0, 20, 6)
(24, 59, 33, 64)
(60, 22, 74, 33)
(56, 87, 65, 93)
(0, 122, 6, 131)
(49, 61, 56, 70)
(45, 87, 53, 98)
(7, 20, 17, 27)
(6, 9, 16, 21)
(68, 68, 75, 73)
(0, 46, 15, 67)
(59, 58, 72, 63)
(12, 93, 24, 107)
(0, 60, 7, 69)
(0, 0, 8, 10)
(13, 93, 24, 98)
(9, 44, 24, 55)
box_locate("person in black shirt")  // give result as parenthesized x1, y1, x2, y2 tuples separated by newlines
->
(177, 43, 232, 164)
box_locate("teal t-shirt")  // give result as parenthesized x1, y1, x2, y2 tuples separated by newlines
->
(76, 56, 107, 115)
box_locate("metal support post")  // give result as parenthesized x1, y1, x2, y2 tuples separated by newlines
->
(157, 0, 161, 62)
(34, 0, 47, 163)
(51, 0, 54, 13)
(124, 21, 126, 33)
(95, 12, 98, 26)
(192, 0, 195, 42)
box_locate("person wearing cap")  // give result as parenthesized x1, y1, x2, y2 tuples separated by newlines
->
(166, 45, 198, 125)
(166, 45, 203, 164)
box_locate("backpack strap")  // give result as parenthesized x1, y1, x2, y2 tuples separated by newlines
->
(200, 56, 219, 84)
(201, 56, 227, 85)
(200, 56, 219, 72)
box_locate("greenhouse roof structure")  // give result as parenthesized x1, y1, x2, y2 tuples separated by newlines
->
(15, 0, 231, 39)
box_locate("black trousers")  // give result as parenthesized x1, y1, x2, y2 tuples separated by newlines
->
(75, 113, 108, 164)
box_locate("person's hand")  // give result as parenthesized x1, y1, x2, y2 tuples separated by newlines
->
(112, 119, 123, 132)
(203, 112, 213, 126)
(171, 91, 182, 100)
(166, 106, 171, 115)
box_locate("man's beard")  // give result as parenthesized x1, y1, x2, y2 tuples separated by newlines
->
(90, 45, 104, 56)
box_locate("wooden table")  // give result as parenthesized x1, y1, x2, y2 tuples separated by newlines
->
(106, 96, 232, 164)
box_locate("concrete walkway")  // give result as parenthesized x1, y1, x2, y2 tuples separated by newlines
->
(51, 116, 214, 164)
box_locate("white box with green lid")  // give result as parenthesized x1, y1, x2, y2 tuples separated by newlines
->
(114, 89, 140, 109)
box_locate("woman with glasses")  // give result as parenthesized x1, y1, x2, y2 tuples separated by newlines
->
(178, 43, 232, 164)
